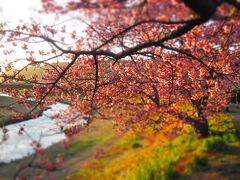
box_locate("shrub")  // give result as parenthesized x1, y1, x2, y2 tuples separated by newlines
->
(122, 135, 142, 148)
(223, 133, 239, 143)
(188, 156, 210, 173)
(201, 136, 228, 152)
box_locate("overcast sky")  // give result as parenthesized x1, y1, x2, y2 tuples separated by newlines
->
(0, 0, 87, 69)
(0, 0, 43, 24)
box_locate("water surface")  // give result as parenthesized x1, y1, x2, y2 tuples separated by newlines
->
(0, 103, 75, 163)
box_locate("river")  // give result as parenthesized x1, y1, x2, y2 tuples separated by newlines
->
(0, 102, 86, 163)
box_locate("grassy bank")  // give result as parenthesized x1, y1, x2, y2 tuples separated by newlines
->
(0, 111, 239, 179)
(68, 113, 240, 180)
(0, 95, 41, 127)
(0, 119, 120, 179)
(0, 92, 239, 180)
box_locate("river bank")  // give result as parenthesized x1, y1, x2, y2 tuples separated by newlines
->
(0, 94, 42, 127)
(0, 119, 118, 180)
(0, 101, 89, 164)
(1, 98, 240, 179)
(0, 110, 239, 179)
(0, 103, 68, 163)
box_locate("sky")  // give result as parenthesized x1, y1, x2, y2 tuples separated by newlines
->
(0, 0, 86, 30)
(0, 0, 43, 24)
(0, 0, 87, 69)
(0, 0, 43, 68)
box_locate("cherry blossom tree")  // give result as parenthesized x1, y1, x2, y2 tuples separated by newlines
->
(0, 0, 240, 138)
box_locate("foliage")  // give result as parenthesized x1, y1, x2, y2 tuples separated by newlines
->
(202, 136, 228, 152)
(188, 156, 210, 172)
(0, 0, 239, 138)
(209, 113, 237, 134)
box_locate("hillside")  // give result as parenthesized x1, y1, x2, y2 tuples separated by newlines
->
(0, 62, 68, 83)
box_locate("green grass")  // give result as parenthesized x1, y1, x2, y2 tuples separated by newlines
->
(64, 140, 96, 156)
(188, 156, 210, 173)
(209, 113, 236, 134)
(201, 136, 229, 152)
(68, 112, 240, 180)
(121, 135, 142, 148)
(1, 90, 238, 180)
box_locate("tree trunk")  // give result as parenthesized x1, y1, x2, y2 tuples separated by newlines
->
(193, 116, 209, 138)
(167, 108, 209, 138)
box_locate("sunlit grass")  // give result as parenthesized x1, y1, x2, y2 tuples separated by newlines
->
(69, 111, 240, 180)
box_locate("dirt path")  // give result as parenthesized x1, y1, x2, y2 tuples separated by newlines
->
(228, 104, 240, 132)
